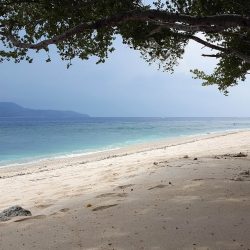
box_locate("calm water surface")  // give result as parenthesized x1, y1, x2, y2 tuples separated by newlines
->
(1, 117, 250, 166)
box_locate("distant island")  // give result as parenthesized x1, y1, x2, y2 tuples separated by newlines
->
(0, 102, 89, 118)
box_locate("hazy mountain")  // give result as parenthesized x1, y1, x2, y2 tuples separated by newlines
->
(0, 102, 89, 118)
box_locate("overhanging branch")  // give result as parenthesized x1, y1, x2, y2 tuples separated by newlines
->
(201, 53, 222, 58)
(1, 9, 250, 62)
(188, 35, 250, 63)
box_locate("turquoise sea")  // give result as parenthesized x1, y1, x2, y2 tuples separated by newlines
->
(1, 117, 250, 166)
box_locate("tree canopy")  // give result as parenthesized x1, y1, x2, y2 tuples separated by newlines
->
(1, 0, 250, 94)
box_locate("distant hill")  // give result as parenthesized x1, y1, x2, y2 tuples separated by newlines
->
(0, 102, 90, 118)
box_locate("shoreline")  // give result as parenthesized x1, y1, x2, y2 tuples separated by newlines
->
(1, 129, 250, 249)
(1, 127, 249, 170)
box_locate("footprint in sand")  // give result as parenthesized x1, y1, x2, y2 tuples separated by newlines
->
(117, 184, 134, 190)
(148, 184, 167, 190)
(95, 193, 127, 199)
(60, 208, 70, 213)
(128, 174, 137, 178)
(231, 170, 250, 181)
(192, 178, 204, 181)
(35, 204, 53, 209)
(92, 204, 118, 211)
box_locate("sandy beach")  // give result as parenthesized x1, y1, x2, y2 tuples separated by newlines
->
(0, 130, 250, 250)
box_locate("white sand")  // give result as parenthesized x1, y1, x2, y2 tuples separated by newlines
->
(0, 130, 250, 250)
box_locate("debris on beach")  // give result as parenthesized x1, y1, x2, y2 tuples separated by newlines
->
(0, 206, 32, 222)
(233, 152, 248, 157)
(224, 152, 248, 158)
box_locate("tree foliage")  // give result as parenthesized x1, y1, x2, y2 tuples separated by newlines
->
(0, 0, 250, 93)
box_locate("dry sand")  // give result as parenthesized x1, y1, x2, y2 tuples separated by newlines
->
(0, 130, 250, 250)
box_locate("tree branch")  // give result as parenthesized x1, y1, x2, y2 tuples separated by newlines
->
(201, 53, 222, 58)
(188, 35, 227, 52)
(187, 35, 250, 63)
(1, 9, 250, 62)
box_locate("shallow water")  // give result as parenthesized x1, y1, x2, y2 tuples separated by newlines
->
(1, 117, 250, 166)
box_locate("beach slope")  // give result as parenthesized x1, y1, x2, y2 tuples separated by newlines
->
(0, 130, 250, 250)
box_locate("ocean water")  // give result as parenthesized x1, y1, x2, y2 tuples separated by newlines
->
(1, 117, 250, 166)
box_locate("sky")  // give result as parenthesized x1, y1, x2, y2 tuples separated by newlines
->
(1, 27, 250, 117)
